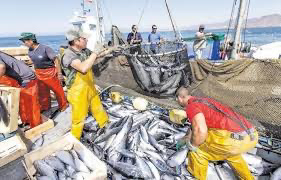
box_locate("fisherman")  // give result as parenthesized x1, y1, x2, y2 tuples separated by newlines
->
(0, 52, 42, 128)
(148, 25, 162, 54)
(19, 32, 68, 113)
(62, 29, 115, 139)
(127, 25, 143, 54)
(193, 24, 213, 60)
(174, 87, 258, 180)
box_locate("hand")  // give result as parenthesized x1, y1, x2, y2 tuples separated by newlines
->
(176, 138, 186, 150)
(187, 141, 198, 152)
(58, 73, 64, 83)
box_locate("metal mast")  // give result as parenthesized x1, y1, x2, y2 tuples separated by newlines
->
(164, 0, 181, 40)
(81, 0, 86, 15)
(95, 0, 105, 43)
(230, 0, 247, 59)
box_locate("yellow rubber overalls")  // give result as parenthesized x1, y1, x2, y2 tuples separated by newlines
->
(187, 129, 258, 180)
(67, 66, 108, 139)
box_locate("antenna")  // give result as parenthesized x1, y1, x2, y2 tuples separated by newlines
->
(81, 0, 90, 16)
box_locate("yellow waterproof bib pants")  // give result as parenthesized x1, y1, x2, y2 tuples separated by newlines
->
(67, 69, 108, 139)
(187, 129, 258, 180)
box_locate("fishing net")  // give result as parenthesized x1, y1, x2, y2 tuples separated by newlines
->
(188, 59, 281, 138)
(123, 42, 190, 97)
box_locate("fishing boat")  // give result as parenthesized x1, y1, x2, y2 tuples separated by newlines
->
(69, 0, 105, 51)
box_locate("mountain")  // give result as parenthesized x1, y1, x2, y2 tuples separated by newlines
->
(187, 14, 281, 30)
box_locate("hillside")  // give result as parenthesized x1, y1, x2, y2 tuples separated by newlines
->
(187, 14, 281, 30)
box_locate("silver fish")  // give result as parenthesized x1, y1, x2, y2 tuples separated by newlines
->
(70, 150, 90, 173)
(148, 132, 166, 153)
(135, 155, 154, 179)
(148, 67, 161, 85)
(270, 166, 281, 180)
(107, 160, 145, 179)
(140, 125, 149, 143)
(159, 73, 181, 92)
(55, 150, 76, 168)
(75, 146, 98, 172)
(146, 160, 161, 180)
(34, 159, 58, 180)
(139, 134, 158, 152)
(148, 156, 178, 176)
(167, 148, 189, 168)
(129, 57, 151, 90)
(32, 134, 45, 150)
(207, 163, 220, 180)
(44, 155, 65, 172)
(57, 172, 67, 180)
(218, 164, 239, 180)
(109, 116, 133, 150)
(65, 165, 76, 177)
(104, 134, 117, 151)
(116, 149, 136, 159)
(94, 126, 122, 144)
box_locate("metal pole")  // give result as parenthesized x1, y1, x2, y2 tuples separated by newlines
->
(230, 0, 247, 59)
(164, 0, 180, 40)
(82, 0, 86, 15)
(95, 0, 105, 44)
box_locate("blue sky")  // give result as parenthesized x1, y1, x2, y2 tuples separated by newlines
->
(0, 0, 280, 36)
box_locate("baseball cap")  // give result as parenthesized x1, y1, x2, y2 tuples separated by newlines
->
(19, 32, 36, 41)
(199, 24, 205, 29)
(65, 29, 90, 41)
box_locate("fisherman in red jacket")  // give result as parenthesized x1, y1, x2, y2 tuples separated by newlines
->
(0, 52, 42, 128)
(19, 32, 68, 113)
(175, 86, 258, 180)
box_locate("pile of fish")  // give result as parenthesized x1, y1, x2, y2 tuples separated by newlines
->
(79, 94, 281, 180)
(33, 148, 95, 180)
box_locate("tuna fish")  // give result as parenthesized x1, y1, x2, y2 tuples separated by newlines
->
(167, 148, 189, 168)
(34, 160, 58, 180)
(44, 156, 65, 172)
(55, 151, 76, 168)
(107, 161, 145, 179)
(270, 167, 281, 180)
(70, 150, 90, 173)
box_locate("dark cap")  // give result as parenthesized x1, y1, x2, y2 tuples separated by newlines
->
(199, 24, 205, 29)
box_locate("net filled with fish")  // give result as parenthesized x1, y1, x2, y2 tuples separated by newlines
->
(79, 92, 281, 179)
(123, 42, 191, 97)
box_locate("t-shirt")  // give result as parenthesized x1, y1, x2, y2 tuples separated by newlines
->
(193, 32, 207, 51)
(62, 47, 92, 88)
(0, 52, 36, 85)
(127, 32, 143, 44)
(28, 44, 56, 69)
(62, 48, 92, 69)
(148, 33, 161, 50)
(186, 97, 253, 133)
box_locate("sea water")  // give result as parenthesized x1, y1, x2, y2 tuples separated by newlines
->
(1, 27, 281, 58)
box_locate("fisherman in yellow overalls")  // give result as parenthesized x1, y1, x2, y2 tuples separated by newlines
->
(62, 29, 114, 139)
(174, 87, 258, 180)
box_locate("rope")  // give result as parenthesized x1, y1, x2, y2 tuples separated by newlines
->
(164, 0, 180, 40)
(223, 0, 238, 56)
(137, 0, 150, 27)
(243, 0, 251, 43)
